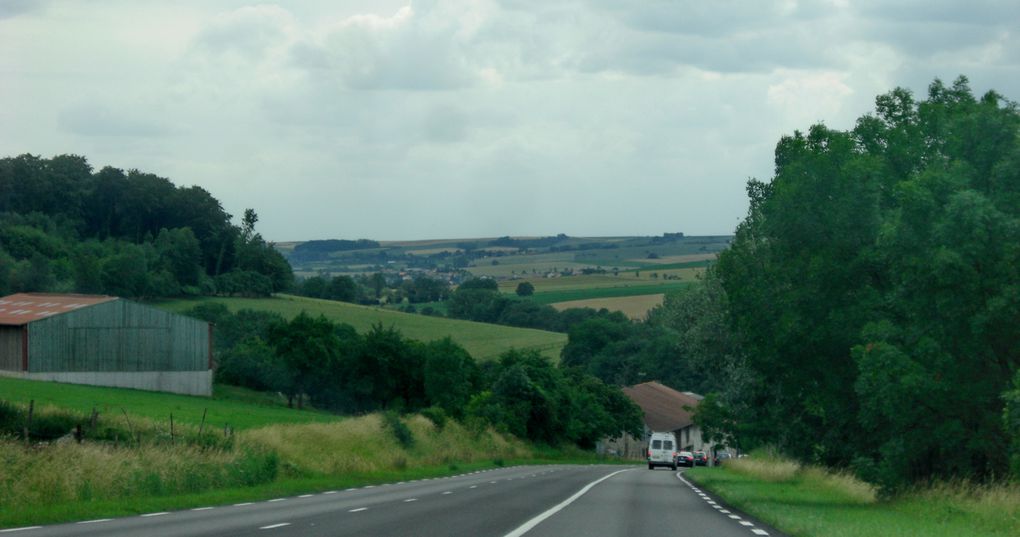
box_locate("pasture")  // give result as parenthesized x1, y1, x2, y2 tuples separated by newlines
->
(157, 294, 566, 361)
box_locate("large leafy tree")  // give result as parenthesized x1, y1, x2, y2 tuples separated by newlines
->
(715, 76, 1020, 489)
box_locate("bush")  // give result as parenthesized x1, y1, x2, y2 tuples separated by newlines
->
(421, 406, 448, 430)
(383, 411, 414, 448)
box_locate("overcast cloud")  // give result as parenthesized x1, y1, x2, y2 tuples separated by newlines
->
(3, 0, 1018, 241)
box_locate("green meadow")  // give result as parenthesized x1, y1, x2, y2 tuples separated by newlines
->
(156, 294, 566, 361)
(0, 377, 336, 430)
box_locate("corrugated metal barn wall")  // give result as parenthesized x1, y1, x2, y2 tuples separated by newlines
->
(26, 300, 209, 373)
(0, 326, 23, 371)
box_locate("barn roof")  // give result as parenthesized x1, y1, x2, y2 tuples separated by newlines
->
(622, 381, 703, 432)
(0, 293, 118, 326)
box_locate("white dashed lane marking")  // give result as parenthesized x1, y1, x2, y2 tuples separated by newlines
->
(140, 512, 168, 518)
(259, 523, 291, 530)
(0, 527, 42, 533)
(76, 519, 111, 524)
(349, 507, 368, 513)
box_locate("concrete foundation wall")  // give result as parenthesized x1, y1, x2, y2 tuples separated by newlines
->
(0, 369, 212, 396)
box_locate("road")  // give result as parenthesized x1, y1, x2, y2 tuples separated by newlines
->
(3, 465, 783, 537)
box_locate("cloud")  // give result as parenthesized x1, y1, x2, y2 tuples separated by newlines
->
(58, 103, 171, 138)
(0, 0, 40, 20)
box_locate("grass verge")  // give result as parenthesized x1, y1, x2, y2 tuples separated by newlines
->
(0, 409, 623, 529)
(686, 455, 1019, 537)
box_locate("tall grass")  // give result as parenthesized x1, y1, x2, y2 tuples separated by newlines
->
(0, 410, 532, 524)
(243, 414, 531, 477)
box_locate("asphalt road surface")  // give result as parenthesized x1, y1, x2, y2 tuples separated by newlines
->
(4, 465, 784, 537)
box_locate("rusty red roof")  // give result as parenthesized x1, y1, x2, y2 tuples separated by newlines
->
(0, 293, 118, 326)
(622, 381, 703, 432)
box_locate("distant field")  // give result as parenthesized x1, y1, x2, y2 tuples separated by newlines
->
(0, 377, 338, 430)
(499, 273, 700, 295)
(157, 294, 565, 361)
(632, 253, 717, 265)
(528, 282, 692, 305)
(551, 294, 665, 319)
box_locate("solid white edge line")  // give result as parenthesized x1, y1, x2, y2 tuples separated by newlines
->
(0, 528, 42, 533)
(259, 523, 291, 530)
(502, 469, 631, 537)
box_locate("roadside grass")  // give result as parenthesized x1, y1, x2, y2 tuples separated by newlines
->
(550, 294, 665, 320)
(687, 455, 1019, 537)
(0, 377, 337, 430)
(0, 407, 618, 529)
(155, 294, 566, 361)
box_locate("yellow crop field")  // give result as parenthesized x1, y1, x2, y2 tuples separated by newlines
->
(550, 294, 666, 320)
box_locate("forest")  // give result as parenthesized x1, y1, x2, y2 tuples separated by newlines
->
(0, 155, 291, 298)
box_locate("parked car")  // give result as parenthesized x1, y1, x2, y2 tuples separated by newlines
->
(714, 452, 733, 466)
(646, 432, 678, 470)
(676, 451, 695, 467)
(693, 451, 709, 466)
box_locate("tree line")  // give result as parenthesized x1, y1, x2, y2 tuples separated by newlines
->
(188, 303, 643, 448)
(670, 76, 1020, 493)
(0, 155, 292, 298)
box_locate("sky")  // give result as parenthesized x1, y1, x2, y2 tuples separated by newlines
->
(2, 1, 1019, 241)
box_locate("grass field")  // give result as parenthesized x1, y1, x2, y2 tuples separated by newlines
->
(0, 377, 337, 430)
(155, 294, 565, 361)
(687, 455, 1020, 537)
(528, 282, 692, 305)
(550, 294, 665, 319)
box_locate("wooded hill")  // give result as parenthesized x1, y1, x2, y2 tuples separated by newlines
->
(0, 155, 291, 298)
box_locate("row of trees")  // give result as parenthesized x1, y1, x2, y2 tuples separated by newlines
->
(687, 77, 1020, 491)
(189, 304, 643, 447)
(0, 155, 292, 298)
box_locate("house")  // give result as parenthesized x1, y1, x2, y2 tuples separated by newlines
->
(0, 293, 212, 396)
(598, 381, 717, 459)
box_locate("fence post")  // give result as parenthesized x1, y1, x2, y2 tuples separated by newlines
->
(121, 408, 138, 445)
(24, 399, 34, 446)
(199, 408, 207, 436)
(170, 413, 175, 446)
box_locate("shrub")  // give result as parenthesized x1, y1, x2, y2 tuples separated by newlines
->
(383, 411, 414, 448)
(420, 406, 448, 430)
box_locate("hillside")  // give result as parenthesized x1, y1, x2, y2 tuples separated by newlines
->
(157, 294, 566, 361)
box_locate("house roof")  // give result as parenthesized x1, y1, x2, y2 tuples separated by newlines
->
(0, 293, 118, 326)
(623, 381, 703, 432)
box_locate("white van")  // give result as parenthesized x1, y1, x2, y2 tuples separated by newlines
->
(646, 432, 678, 470)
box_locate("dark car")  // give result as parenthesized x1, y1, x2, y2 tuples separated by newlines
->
(692, 451, 709, 466)
(714, 452, 733, 466)
(675, 451, 695, 467)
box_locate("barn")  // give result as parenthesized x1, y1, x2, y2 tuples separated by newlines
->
(0, 293, 212, 396)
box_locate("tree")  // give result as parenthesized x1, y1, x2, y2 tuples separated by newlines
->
(268, 313, 341, 409)
(714, 76, 1020, 489)
(515, 281, 535, 296)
